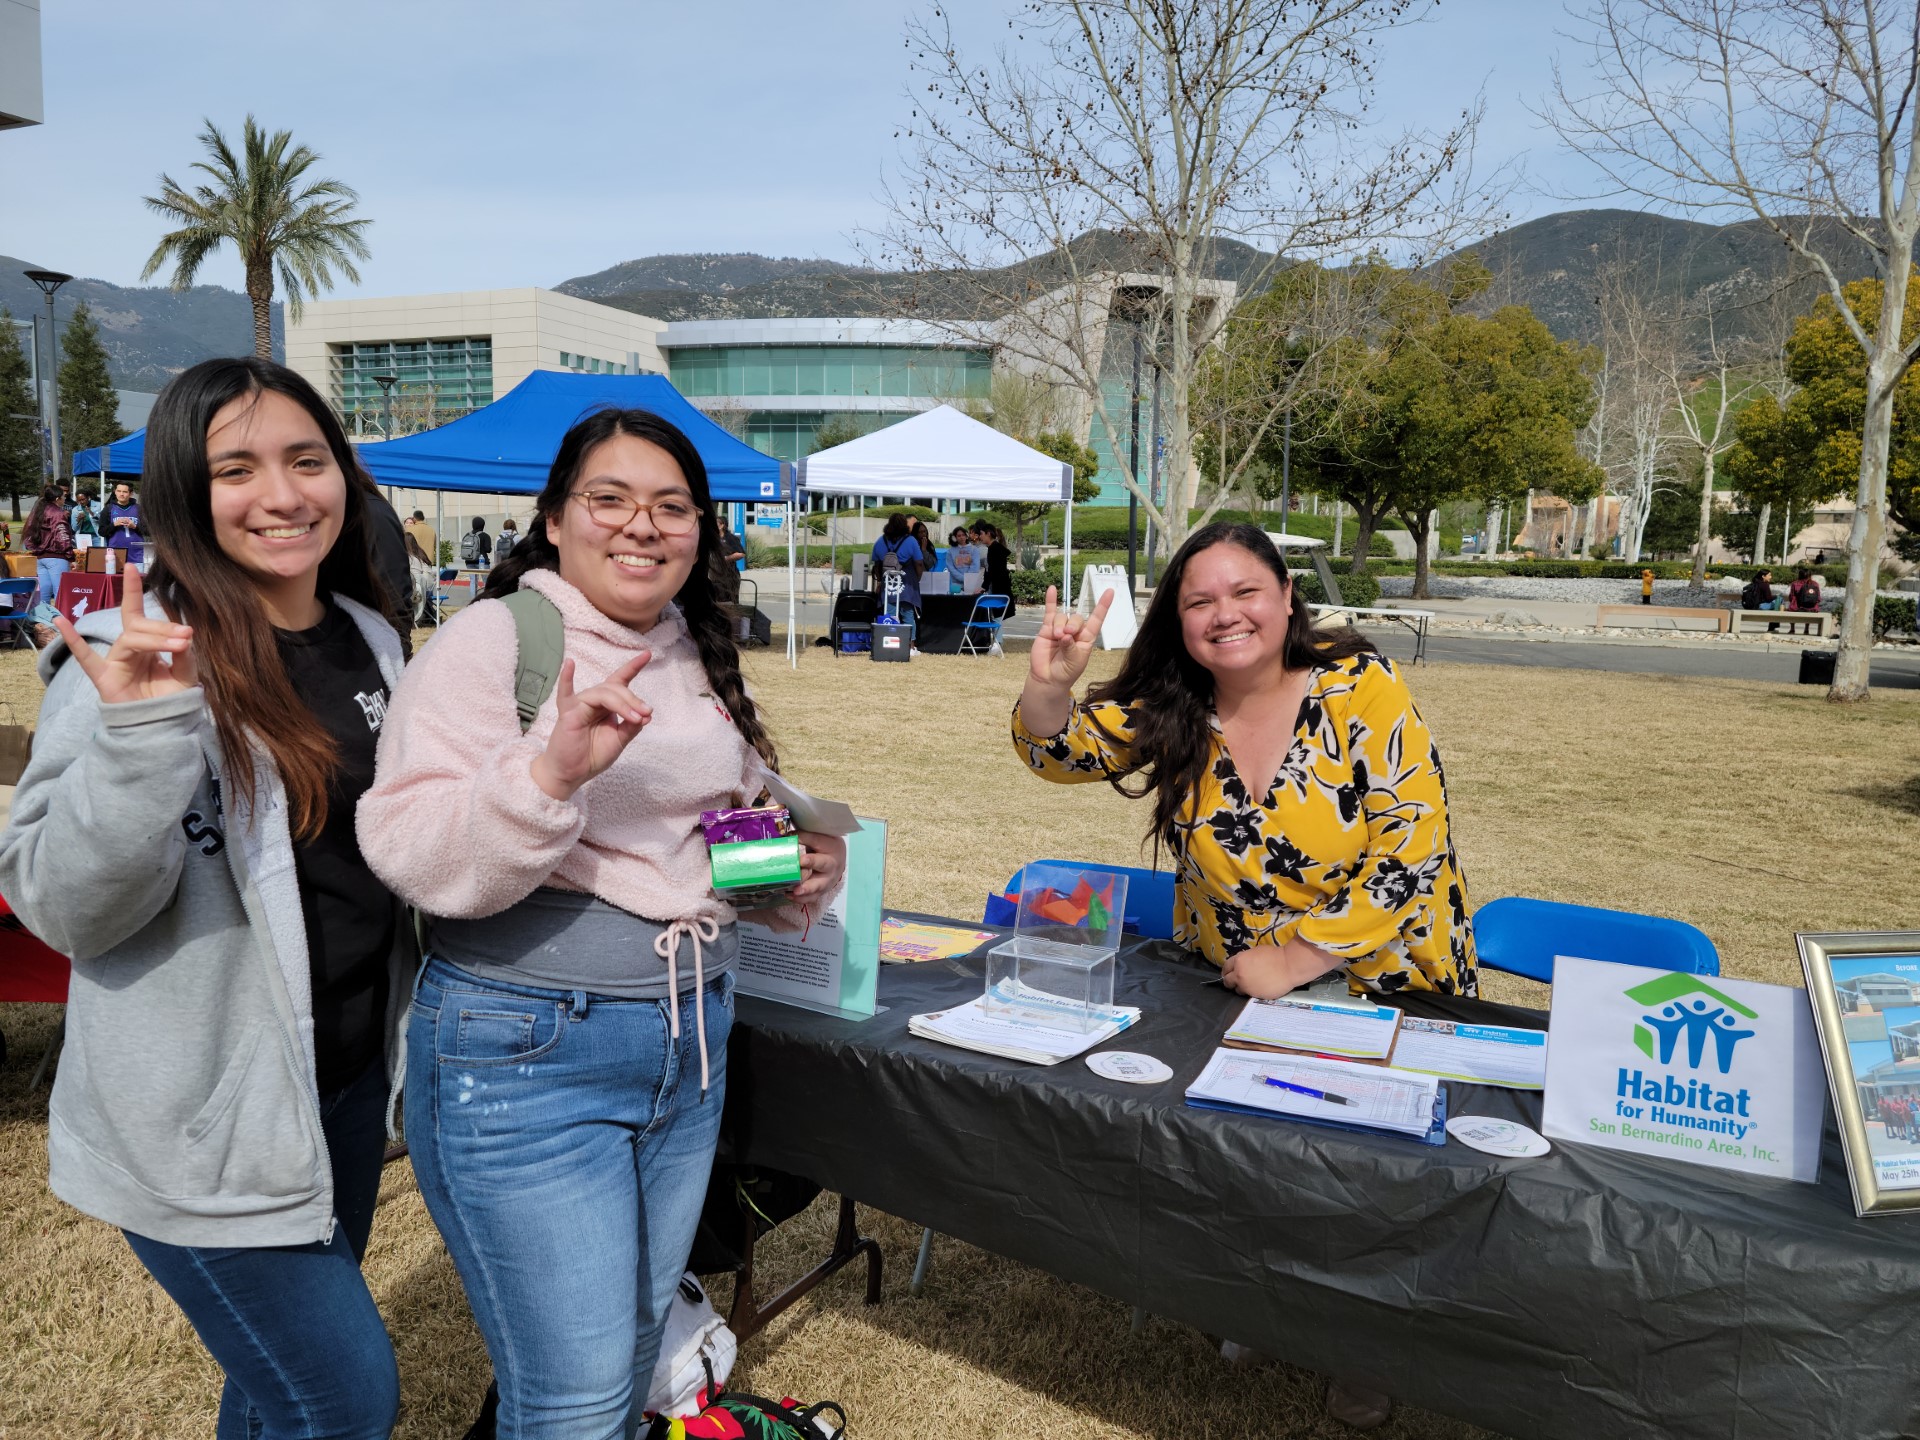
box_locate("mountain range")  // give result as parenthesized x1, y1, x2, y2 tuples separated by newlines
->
(1, 209, 1884, 394)
(0, 259, 282, 392)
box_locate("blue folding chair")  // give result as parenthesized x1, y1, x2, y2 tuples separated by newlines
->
(1472, 896, 1720, 982)
(959, 592, 1011, 657)
(0, 579, 41, 651)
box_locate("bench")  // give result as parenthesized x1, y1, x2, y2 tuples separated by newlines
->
(1595, 604, 1728, 634)
(1311, 604, 1436, 663)
(1727, 607, 1832, 637)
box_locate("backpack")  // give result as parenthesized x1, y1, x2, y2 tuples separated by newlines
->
(501, 587, 565, 732)
(460, 529, 485, 565)
(876, 537, 905, 571)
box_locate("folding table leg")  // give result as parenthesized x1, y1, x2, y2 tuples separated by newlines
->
(29, 1016, 63, 1089)
(910, 1226, 935, 1295)
(727, 1193, 882, 1345)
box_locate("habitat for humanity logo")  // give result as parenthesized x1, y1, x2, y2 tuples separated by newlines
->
(1628, 974, 1758, 1076)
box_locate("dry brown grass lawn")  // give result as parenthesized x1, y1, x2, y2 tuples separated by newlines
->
(4, 639, 1918, 1439)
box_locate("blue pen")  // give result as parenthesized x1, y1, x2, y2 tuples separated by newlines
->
(1265, 1075, 1351, 1106)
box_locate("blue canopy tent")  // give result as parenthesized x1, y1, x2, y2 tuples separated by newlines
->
(352, 371, 790, 501)
(70, 430, 146, 479)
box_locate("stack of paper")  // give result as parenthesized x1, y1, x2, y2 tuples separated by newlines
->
(1224, 994, 1401, 1059)
(1186, 1047, 1443, 1141)
(908, 987, 1140, 1065)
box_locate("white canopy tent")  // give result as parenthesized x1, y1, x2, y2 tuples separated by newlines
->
(787, 404, 1076, 664)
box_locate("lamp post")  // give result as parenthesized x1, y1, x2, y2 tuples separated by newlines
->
(373, 373, 398, 439)
(23, 269, 71, 482)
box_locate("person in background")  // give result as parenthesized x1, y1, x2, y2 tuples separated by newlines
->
(403, 508, 437, 564)
(871, 512, 925, 622)
(714, 514, 746, 603)
(23, 485, 75, 618)
(404, 529, 438, 628)
(71, 487, 103, 544)
(977, 521, 1014, 615)
(1741, 567, 1781, 633)
(495, 516, 521, 561)
(103, 481, 144, 566)
(948, 524, 981, 582)
(461, 514, 493, 569)
(358, 407, 845, 1437)
(0, 356, 408, 1440)
(1639, 568, 1655, 605)
(1787, 565, 1823, 612)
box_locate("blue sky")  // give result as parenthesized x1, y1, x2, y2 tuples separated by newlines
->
(2, 0, 1604, 295)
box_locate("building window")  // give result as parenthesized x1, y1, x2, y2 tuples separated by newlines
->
(668, 345, 991, 402)
(556, 351, 632, 376)
(330, 337, 493, 435)
(735, 410, 920, 463)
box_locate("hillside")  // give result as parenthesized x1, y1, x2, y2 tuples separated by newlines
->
(0, 257, 282, 393)
(556, 231, 1279, 321)
(1444, 208, 1878, 345)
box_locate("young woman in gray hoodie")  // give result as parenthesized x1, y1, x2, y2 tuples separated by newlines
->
(0, 358, 410, 1440)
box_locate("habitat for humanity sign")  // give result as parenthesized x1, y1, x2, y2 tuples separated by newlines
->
(1541, 957, 1825, 1184)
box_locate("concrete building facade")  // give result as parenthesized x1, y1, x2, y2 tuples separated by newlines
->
(0, 0, 42, 131)
(286, 288, 667, 437)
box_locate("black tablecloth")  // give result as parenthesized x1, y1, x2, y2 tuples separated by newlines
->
(913, 592, 991, 654)
(726, 919, 1918, 1440)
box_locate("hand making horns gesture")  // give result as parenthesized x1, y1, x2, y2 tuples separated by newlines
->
(529, 653, 654, 802)
(53, 566, 200, 705)
(1028, 584, 1114, 691)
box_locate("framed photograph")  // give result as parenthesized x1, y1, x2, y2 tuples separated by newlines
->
(1798, 931, 1920, 1217)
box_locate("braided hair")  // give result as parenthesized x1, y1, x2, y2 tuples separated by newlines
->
(483, 408, 778, 769)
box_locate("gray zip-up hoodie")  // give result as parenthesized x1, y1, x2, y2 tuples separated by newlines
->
(0, 594, 411, 1248)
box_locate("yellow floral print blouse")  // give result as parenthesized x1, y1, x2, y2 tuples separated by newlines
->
(1012, 652, 1477, 996)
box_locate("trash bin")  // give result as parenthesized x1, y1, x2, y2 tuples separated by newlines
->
(1798, 648, 1837, 686)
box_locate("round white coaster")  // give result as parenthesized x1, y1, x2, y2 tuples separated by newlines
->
(1446, 1115, 1551, 1158)
(1087, 1051, 1174, 1084)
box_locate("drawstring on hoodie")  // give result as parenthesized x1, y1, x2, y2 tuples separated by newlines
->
(654, 916, 721, 1094)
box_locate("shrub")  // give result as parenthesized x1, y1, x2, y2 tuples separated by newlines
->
(1874, 593, 1918, 637)
(1294, 565, 1381, 608)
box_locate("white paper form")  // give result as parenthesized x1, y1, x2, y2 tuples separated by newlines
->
(1187, 1048, 1438, 1137)
(1389, 1017, 1548, 1089)
(1225, 996, 1400, 1059)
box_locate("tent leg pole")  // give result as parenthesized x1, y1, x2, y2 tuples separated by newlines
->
(787, 498, 798, 669)
(1063, 497, 1074, 611)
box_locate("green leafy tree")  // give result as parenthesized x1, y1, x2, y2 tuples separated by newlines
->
(1724, 274, 1920, 560)
(1642, 476, 1703, 558)
(57, 302, 127, 455)
(1284, 261, 1599, 596)
(806, 415, 867, 454)
(0, 311, 40, 520)
(142, 115, 371, 357)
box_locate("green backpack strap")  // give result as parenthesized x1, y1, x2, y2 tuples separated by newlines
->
(499, 587, 565, 734)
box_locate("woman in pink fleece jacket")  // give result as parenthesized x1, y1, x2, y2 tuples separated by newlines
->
(358, 408, 843, 1439)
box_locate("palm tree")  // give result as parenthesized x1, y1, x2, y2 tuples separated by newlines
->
(142, 116, 371, 358)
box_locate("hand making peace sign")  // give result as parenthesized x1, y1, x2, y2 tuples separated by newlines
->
(53, 566, 200, 705)
(528, 652, 654, 802)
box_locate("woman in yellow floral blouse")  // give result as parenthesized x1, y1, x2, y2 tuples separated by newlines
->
(1013, 523, 1475, 999)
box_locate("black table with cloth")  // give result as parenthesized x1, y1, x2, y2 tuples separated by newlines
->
(722, 916, 1919, 1440)
(913, 592, 996, 654)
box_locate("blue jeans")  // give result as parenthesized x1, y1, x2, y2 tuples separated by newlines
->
(124, 1061, 399, 1440)
(34, 556, 68, 619)
(405, 957, 733, 1440)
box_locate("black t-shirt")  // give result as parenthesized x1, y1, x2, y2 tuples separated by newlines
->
(275, 603, 395, 1094)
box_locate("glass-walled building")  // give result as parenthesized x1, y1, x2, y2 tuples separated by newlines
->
(657, 318, 991, 464)
(331, 337, 494, 435)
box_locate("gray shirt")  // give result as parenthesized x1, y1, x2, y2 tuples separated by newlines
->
(429, 887, 739, 999)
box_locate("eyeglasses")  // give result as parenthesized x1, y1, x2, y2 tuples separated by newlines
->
(569, 490, 703, 536)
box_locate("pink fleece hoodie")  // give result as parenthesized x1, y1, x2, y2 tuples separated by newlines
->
(358, 567, 760, 925)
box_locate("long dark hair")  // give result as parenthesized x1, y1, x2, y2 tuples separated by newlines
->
(23, 485, 62, 547)
(483, 408, 777, 768)
(143, 356, 393, 841)
(1087, 522, 1373, 852)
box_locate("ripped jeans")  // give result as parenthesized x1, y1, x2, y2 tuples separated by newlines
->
(404, 956, 733, 1440)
